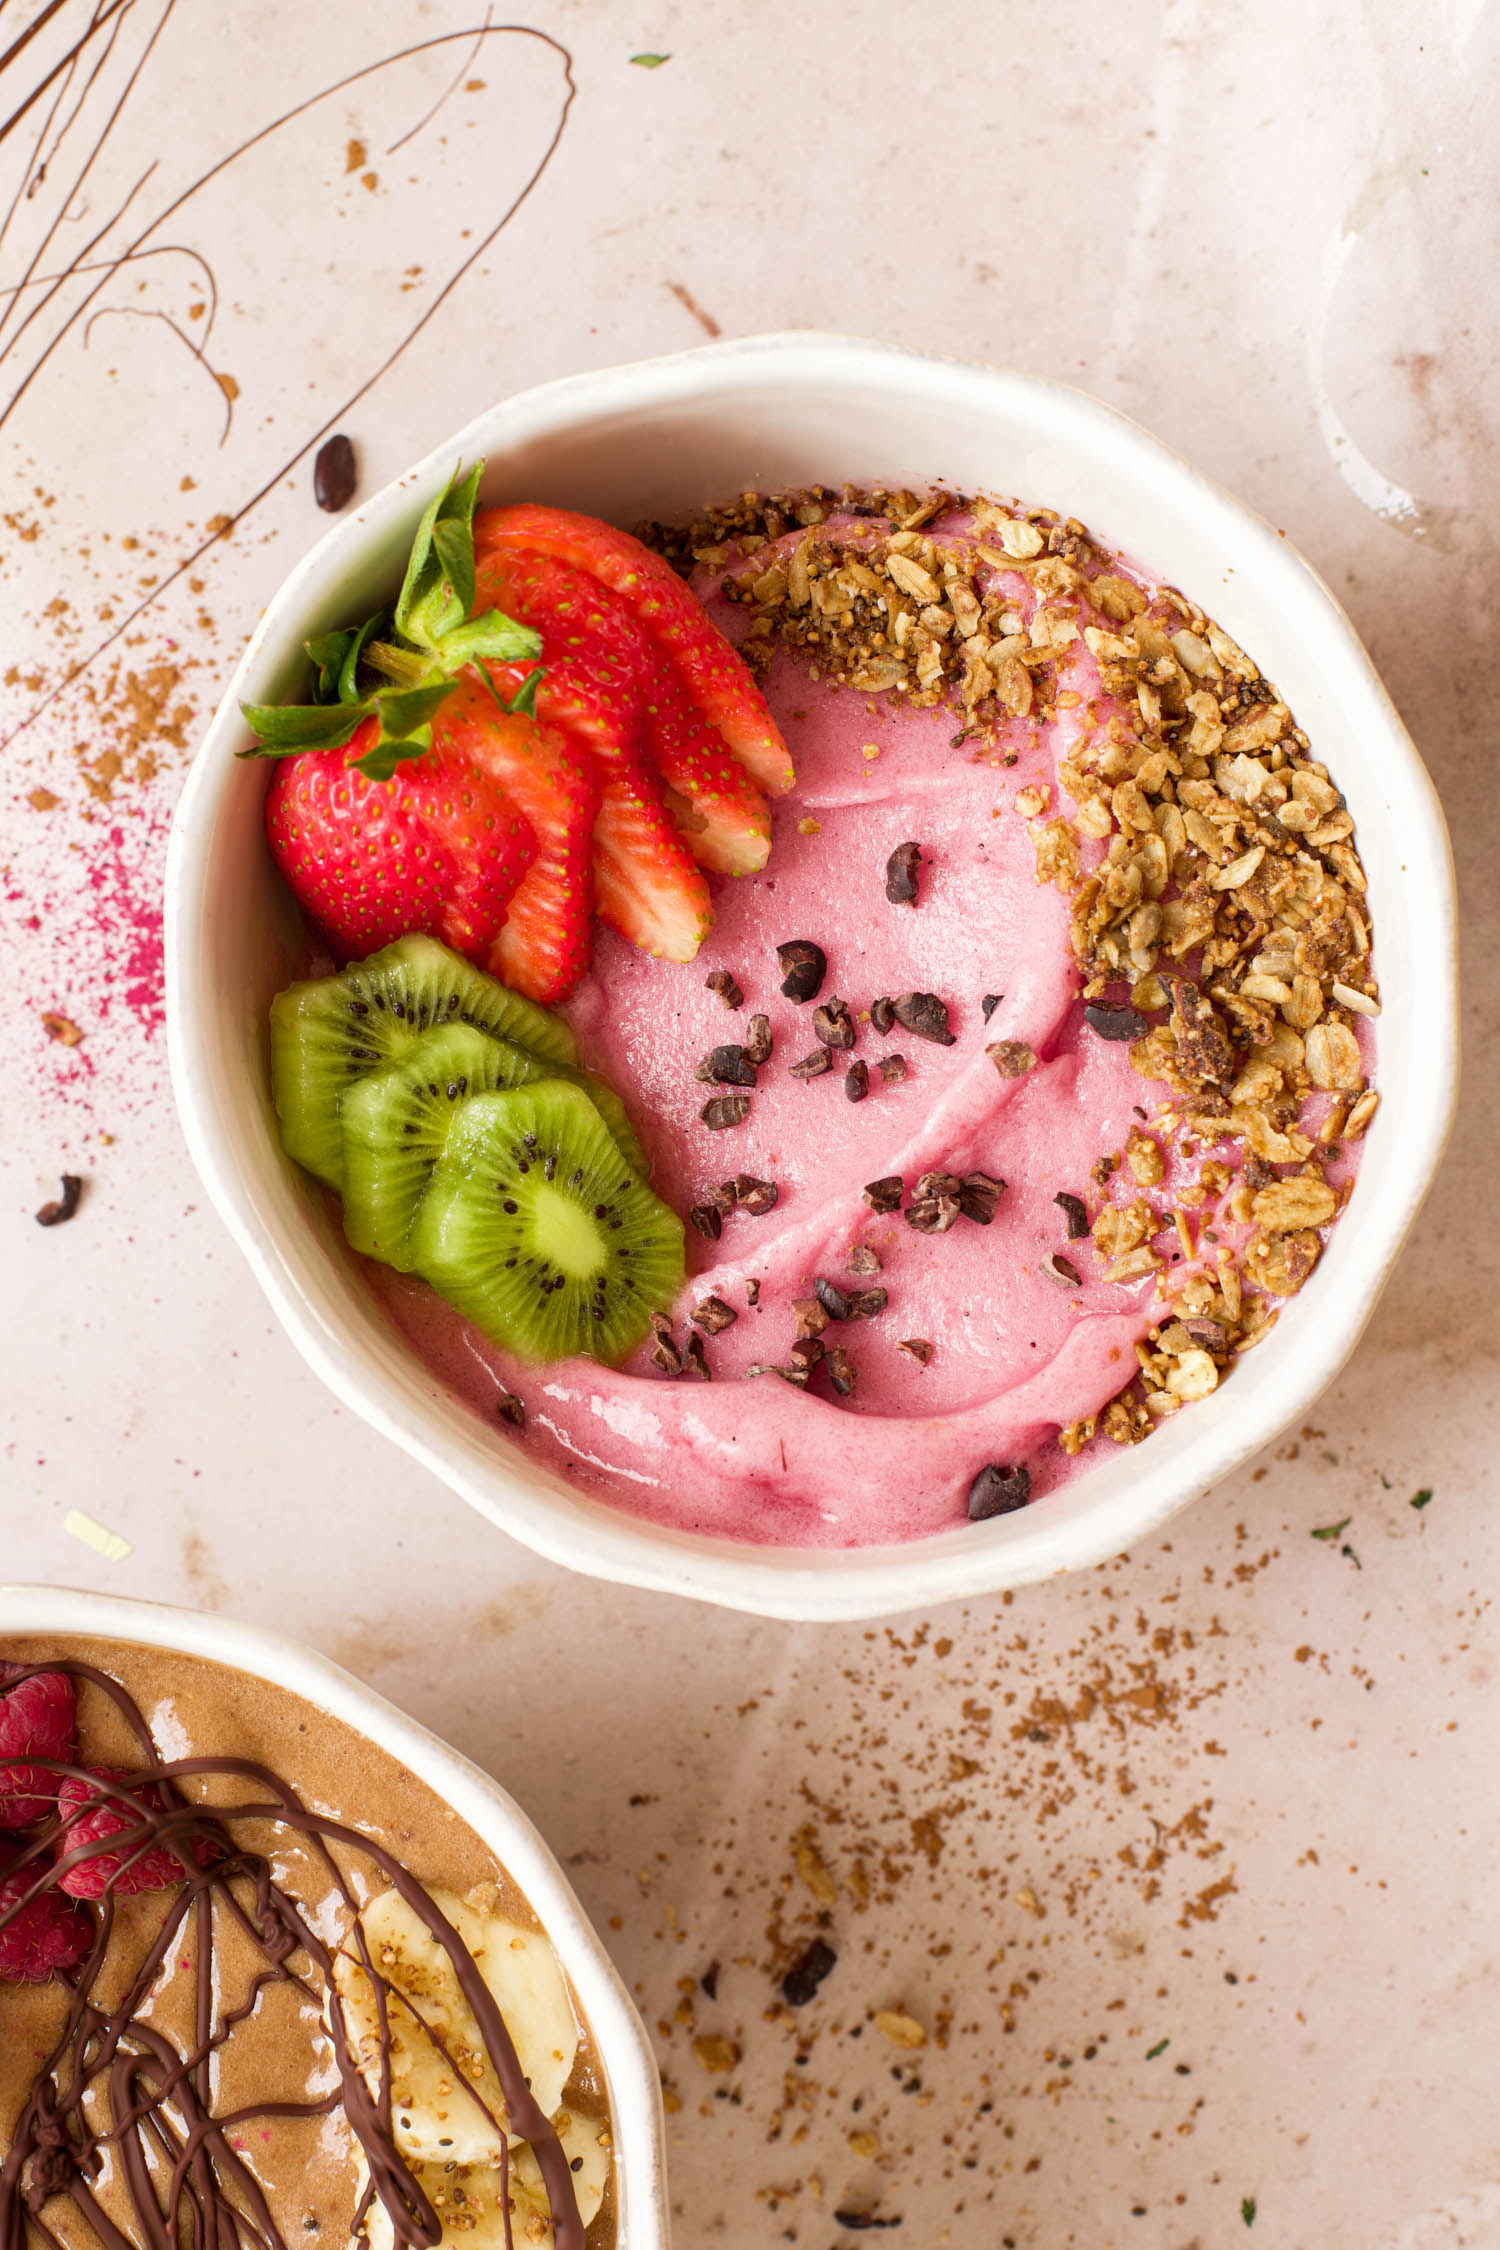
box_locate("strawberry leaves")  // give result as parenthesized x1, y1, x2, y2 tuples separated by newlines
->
(239, 459, 543, 777)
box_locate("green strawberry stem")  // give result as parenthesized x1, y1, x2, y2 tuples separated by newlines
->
(363, 639, 431, 687)
(237, 458, 544, 779)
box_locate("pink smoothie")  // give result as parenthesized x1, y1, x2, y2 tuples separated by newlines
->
(359, 508, 1372, 1548)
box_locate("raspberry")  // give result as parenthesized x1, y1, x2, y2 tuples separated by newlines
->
(0, 1857, 92, 1982)
(0, 1661, 77, 1827)
(54, 1768, 221, 1900)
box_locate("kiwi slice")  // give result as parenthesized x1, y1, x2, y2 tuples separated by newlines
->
(341, 1023, 648, 1268)
(409, 1082, 685, 1366)
(339, 1023, 545, 1268)
(270, 934, 578, 1187)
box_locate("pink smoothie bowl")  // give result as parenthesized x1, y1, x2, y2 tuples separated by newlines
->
(164, 333, 1460, 1622)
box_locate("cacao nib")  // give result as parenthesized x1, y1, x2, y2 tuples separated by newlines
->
(813, 998, 855, 1050)
(878, 1054, 908, 1084)
(1083, 1002, 1148, 1042)
(35, 1173, 83, 1227)
(1042, 1252, 1083, 1287)
(792, 1297, 831, 1340)
(692, 1295, 738, 1334)
(968, 1462, 1032, 1520)
(781, 1937, 837, 2007)
(705, 968, 743, 1008)
(896, 1337, 934, 1366)
(905, 1194, 960, 1234)
(846, 1244, 882, 1276)
(870, 996, 896, 1034)
(981, 993, 1003, 1020)
(845, 1060, 870, 1102)
(892, 991, 955, 1045)
(737, 1177, 779, 1216)
(701, 1093, 752, 1130)
(744, 1013, 773, 1064)
(789, 1048, 833, 1079)
(777, 939, 827, 1003)
(862, 1176, 904, 1214)
(885, 840, 923, 905)
(1054, 1191, 1090, 1239)
(689, 1201, 723, 1240)
(957, 1170, 1005, 1224)
(699, 1044, 757, 1087)
(814, 1277, 850, 1322)
(844, 1287, 888, 1319)
(826, 1345, 857, 1396)
(682, 1333, 712, 1379)
(496, 1390, 526, 1427)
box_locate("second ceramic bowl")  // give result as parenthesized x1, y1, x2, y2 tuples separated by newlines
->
(0, 1582, 669, 2244)
(164, 332, 1458, 1621)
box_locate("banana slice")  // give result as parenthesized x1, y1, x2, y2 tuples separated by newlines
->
(333, 1884, 580, 2165)
(359, 2107, 609, 2250)
(513, 2103, 612, 2229)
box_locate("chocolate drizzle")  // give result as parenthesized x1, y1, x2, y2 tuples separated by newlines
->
(0, 1662, 588, 2250)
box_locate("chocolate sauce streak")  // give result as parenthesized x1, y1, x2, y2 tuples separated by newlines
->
(0, 14, 577, 748)
(0, 1662, 587, 2250)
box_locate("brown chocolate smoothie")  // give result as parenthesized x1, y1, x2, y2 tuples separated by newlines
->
(0, 1637, 615, 2250)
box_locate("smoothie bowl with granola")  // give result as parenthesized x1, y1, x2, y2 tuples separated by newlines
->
(165, 337, 1454, 1615)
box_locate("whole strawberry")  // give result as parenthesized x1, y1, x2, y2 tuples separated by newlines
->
(242, 461, 546, 966)
(54, 1768, 223, 1900)
(0, 1853, 92, 1982)
(265, 716, 537, 961)
(0, 1661, 76, 1827)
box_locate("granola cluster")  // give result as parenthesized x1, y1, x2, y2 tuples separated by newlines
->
(638, 490, 1378, 1457)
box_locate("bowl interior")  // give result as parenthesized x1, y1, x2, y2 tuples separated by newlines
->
(167, 336, 1457, 1620)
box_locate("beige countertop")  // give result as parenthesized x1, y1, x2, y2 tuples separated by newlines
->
(2, 3, 1492, 2242)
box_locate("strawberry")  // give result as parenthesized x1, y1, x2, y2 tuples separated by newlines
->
(592, 762, 713, 962)
(264, 716, 537, 962)
(435, 684, 599, 1005)
(0, 1662, 76, 1828)
(474, 545, 772, 877)
(0, 1855, 91, 1982)
(640, 672, 772, 877)
(474, 503, 796, 797)
(54, 1769, 223, 1901)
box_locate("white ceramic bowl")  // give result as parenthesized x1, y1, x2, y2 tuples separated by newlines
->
(0, 1582, 668, 2245)
(165, 333, 1459, 1622)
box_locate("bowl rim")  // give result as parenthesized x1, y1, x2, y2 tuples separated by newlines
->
(165, 329, 1461, 1622)
(0, 1581, 670, 2247)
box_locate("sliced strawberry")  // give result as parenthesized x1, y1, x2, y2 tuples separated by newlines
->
(474, 503, 795, 797)
(591, 760, 712, 963)
(265, 718, 536, 963)
(642, 674, 771, 876)
(436, 684, 599, 1004)
(474, 546, 770, 876)
(473, 545, 649, 766)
